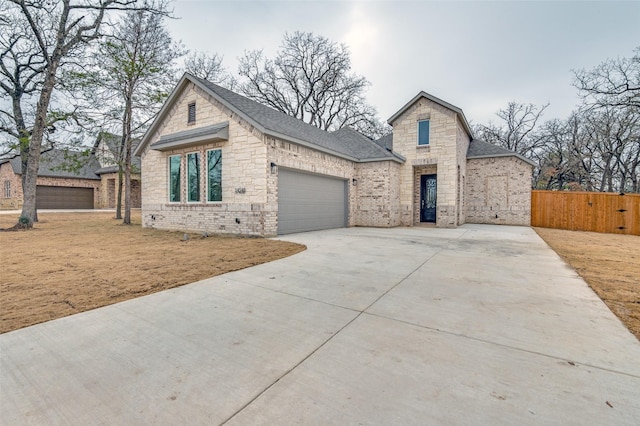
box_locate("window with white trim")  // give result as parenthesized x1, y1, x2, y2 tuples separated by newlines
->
(3, 180, 10, 198)
(187, 152, 201, 202)
(168, 155, 181, 202)
(207, 149, 222, 202)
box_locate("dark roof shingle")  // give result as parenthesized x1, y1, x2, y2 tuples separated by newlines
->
(467, 139, 536, 166)
(192, 75, 401, 163)
(4, 149, 101, 180)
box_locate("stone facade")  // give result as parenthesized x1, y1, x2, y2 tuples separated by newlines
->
(140, 82, 272, 236)
(465, 157, 533, 225)
(137, 76, 533, 236)
(390, 97, 465, 227)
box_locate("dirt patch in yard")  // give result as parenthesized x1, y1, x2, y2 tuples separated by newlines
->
(535, 227, 640, 340)
(0, 211, 305, 333)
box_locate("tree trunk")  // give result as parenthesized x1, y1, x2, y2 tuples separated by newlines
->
(123, 136, 132, 225)
(18, 61, 59, 227)
(115, 165, 123, 219)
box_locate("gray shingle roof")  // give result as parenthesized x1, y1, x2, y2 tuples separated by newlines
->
(467, 139, 536, 166)
(93, 133, 142, 172)
(4, 149, 101, 180)
(374, 133, 393, 151)
(190, 75, 402, 163)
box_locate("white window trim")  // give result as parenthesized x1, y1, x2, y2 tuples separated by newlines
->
(168, 154, 182, 203)
(206, 148, 223, 203)
(186, 151, 201, 203)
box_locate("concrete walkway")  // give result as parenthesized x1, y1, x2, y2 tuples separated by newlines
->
(1, 225, 639, 424)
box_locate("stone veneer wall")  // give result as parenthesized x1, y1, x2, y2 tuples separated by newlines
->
(390, 97, 465, 227)
(465, 156, 533, 225)
(140, 82, 270, 236)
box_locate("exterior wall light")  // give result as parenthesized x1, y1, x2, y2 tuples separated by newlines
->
(352, 178, 357, 186)
(270, 162, 277, 174)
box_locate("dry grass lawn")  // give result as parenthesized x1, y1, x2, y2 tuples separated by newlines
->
(535, 227, 640, 340)
(0, 211, 305, 333)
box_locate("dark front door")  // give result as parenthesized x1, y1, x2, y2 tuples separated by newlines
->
(420, 174, 437, 223)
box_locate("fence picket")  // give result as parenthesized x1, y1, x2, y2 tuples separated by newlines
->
(531, 190, 640, 235)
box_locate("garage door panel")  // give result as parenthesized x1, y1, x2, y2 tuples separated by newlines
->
(278, 169, 347, 235)
(36, 186, 94, 209)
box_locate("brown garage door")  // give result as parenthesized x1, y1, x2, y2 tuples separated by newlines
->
(36, 186, 94, 209)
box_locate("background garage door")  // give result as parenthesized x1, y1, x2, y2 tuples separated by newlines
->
(36, 186, 94, 209)
(278, 169, 347, 235)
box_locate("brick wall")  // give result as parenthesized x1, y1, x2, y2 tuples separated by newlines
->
(465, 156, 533, 225)
(0, 162, 21, 209)
(1, 161, 102, 210)
(355, 161, 401, 227)
(97, 172, 141, 209)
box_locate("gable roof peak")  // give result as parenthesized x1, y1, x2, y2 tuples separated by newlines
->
(387, 91, 473, 139)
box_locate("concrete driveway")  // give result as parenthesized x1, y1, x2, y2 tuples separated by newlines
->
(1, 225, 639, 424)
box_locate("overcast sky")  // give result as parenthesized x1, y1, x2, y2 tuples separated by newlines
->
(166, 0, 639, 126)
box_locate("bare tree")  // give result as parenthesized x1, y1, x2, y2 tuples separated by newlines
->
(77, 1, 183, 224)
(184, 51, 236, 89)
(238, 31, 384, 138)
(574, 46, 640, 110)
(473, 102, 549, 159)
(1, 0, 164, 229)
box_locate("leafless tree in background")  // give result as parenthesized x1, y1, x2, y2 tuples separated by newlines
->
(574, 47, 640, 110)
(75, 0, 183, 224)
(184, 51, 236, 89)
(238, 31, 387, 139)
(1, 0, 165, 229)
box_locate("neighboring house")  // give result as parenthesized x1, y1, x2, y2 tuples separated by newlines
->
(92, 133, 142, 209)
(0, 135, 142, 210)
(0, 150, 101, 210)
(134, 73, 534, 236)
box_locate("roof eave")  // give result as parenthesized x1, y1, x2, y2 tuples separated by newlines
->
(264, 129, 359, 162)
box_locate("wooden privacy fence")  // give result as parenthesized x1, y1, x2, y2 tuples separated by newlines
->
(531, 190, 640, 236)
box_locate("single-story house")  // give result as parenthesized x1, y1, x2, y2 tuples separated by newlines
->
(0, 134, 141, 210)
(134, 73, 535, 236)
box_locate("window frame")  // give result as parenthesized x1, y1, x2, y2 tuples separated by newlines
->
(417, 119, 430, 146)
(168, 155, 182, 203)
(186, 151, 201, 203)
(206, 149, 223, 203)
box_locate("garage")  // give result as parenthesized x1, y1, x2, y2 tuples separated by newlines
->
(36, 186, 94, 209)
(277, 169, 347, 235)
